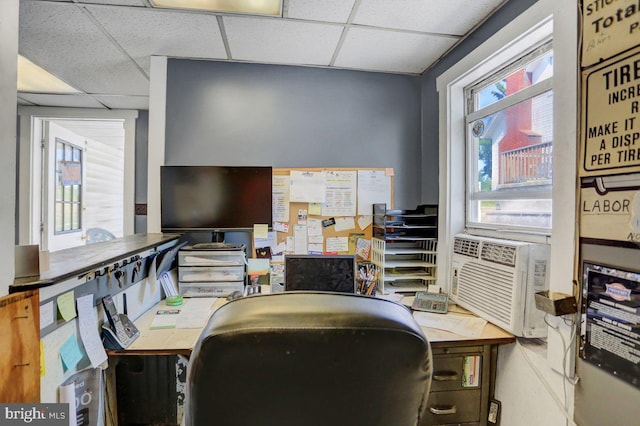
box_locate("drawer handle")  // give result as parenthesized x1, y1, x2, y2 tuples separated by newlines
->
(433, 372, 458, 381)
(429, 405, 457, 415)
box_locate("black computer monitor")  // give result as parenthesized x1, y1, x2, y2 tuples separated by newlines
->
(284, 255, 356, 294)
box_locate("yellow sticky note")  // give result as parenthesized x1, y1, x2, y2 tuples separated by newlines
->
(40, 340, 45, 377)
(57, 291, 77, 321)
(308, 203, 322, 215)
(254, 224, 269, 239)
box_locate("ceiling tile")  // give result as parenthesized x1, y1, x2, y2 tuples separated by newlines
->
(223, 16, 343, 66)
(18, 93, 107, 109)
(354, 0, 504, 36)
(87, 5, 227, 74)
(94, 95, 150, 110)
(334, 27, 458, 74)
(286, 0, 356, 23)
(19, 1, 150, 96)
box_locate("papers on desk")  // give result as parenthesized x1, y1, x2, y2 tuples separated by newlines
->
(76, 294, 108, 368)
(150, 309, 180, 329)
(149, 298, 217, 330)
(413, 311, 487, 338)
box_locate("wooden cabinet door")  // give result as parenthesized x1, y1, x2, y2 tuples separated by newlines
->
(0, 290, 40, 402)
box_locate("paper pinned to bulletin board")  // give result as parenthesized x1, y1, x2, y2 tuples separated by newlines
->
(264, 168, 393, 261)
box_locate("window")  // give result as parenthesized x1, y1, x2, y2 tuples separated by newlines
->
(465, 42, 553, 232)
(54, 137, 83, 234)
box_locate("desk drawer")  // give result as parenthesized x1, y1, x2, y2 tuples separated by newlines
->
(179, 250, 245, 266)
(422, 389, 481, 425)
(431, 355, 482, 391)
(179, 281, 244, 297)
(179, 266, 245, 282)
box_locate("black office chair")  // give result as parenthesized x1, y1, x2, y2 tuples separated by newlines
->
(186, 292, 432, 426)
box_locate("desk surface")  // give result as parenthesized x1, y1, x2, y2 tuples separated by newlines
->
(401, 297, 515, 347)
(122, 294, 514, 356)
(125, 297, 225, 355)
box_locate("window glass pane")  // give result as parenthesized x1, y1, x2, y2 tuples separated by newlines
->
(71, 204, 80, 229)
(56, 142, 64, 163)
(72, 185, 80, 202)
(64, 145, 73, 161)
(55, 182, 63, 201)
(73, 148, 81, 162)
(63, 203, 72, 231)
(474, 50, 553, 110)
(63, 185, 72, 201)
(471, 90, 553, 192)
(472, 199, 552, 228)
(55, 204, 63, 232)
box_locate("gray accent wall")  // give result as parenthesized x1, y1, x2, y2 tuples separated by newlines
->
(165, 59, 422, 209)
(420, 0, 539, 204)
(135, 110, 148, 233)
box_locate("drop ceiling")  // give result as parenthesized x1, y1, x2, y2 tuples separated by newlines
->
(18, 0, 507, 110)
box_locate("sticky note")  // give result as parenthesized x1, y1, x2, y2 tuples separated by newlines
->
(308, 203, 322, 215)
(59, 334, 84, 372)
(254, 224, 268, 239)
(40, 301, 54, 329)
(57, 291, 77, 321)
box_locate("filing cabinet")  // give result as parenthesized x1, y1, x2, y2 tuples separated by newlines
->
(178, 245, 246, 297)
(423, 344, 494, 426)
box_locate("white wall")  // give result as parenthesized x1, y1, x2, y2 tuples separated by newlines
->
(0, 0, 19, 296)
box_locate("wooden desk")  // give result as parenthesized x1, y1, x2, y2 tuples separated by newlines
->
(123, 297, 225, 356)
(106, 297, 224, 426)
(417, 305, 514, 426)
(108, 296, 514, 426)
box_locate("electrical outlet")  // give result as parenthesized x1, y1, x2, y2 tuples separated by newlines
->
(488, 399, 501, 424)
(135, 203, 147, 215)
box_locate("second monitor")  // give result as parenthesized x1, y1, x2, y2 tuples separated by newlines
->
(284, 255, 356, 294)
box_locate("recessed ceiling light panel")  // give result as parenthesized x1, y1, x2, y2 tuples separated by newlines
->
(17, 55, 81, 94)
(150, 0, 282, 16)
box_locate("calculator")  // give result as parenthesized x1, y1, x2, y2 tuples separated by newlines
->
(412, 292, 449, 314)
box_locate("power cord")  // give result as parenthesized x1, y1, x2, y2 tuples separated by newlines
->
(516, 338, 577, 426)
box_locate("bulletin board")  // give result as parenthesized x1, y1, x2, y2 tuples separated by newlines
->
(267, 167, 394, 259)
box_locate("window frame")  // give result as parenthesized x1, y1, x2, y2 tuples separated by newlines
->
(464, 39, 554, 235)
(53, 137, 83, 235)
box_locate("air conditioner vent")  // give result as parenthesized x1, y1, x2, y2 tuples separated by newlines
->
(457, 260, 515, 326)
(453, 237, 480, 258)
(480, 242, 517, 266)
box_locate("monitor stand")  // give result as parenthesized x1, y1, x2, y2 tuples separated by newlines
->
(211, 231, 225, 243)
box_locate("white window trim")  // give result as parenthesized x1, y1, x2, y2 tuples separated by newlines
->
(436, 0, 578, 295)
(436, 0, 578, 382)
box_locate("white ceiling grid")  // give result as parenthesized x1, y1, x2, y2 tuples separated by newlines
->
(18, 0, 506, 110)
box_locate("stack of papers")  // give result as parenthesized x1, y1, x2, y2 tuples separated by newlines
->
(413, 311, 487, 338)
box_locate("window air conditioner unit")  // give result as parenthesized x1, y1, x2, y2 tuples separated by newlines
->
(449, 234, 550, 338)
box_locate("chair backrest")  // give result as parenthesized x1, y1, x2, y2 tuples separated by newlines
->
(186, 292, 432, 426)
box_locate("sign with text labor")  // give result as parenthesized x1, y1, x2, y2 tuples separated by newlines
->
(581, 47, 640, 176)
(582, 0, 640, 67)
